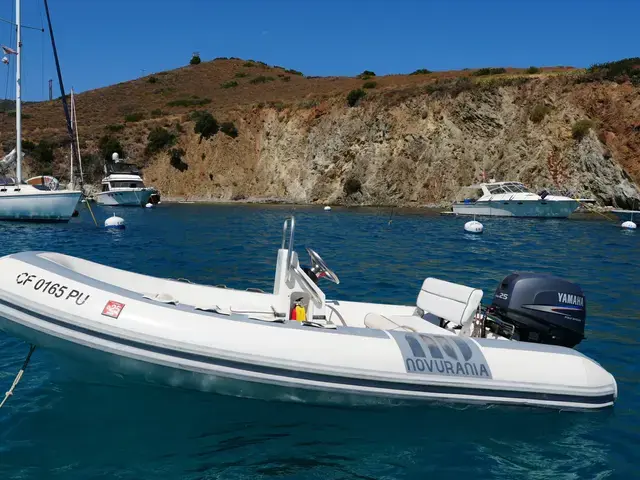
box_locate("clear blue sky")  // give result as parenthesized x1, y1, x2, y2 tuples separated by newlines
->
(1, 0, 638, 101)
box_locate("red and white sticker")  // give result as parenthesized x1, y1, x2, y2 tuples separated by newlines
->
(102, 300, 125, 319)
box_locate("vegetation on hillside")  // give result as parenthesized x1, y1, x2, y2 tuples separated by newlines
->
(572, 119, 594, 140)
(530, 103, 551, 123)
(347, 89, 366, 107)
(410, 69, 432, 75)
(98, 136, 124, 161)
(145, 127, 175, 154)
(583, 58, 640, 85)
(192, 111, 219, 140)
(472, 67, 507, 76)
(220, 122, 238, 138)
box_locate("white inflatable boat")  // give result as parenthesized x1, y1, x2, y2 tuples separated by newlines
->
(0, 218, 616, 410)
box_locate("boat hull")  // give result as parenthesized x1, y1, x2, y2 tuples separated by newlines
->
(452, 199, 579, 218)
(95, 188, 155, 206)
(0, 188, 81, 222)
(610, 209, 639, 222)
(0, 251, 617, 411)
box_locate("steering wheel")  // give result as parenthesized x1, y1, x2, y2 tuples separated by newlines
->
(305, 247, 340, 284)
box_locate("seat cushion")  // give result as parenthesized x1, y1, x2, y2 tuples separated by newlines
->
(416, 278, 483, 326)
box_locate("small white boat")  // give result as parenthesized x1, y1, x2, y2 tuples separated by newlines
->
(610, 209, 639, 222)
(95, 154, 159, 207)
(453, 182, 579, 218)
(0, 218, 616, 410)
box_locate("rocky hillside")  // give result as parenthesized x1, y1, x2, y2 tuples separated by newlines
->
(1, 58, 639, 207)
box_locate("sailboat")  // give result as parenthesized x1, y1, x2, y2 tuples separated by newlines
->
(0, 0, 81, 222)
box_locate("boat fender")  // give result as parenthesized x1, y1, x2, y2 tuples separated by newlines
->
(290, 298, 306, 322)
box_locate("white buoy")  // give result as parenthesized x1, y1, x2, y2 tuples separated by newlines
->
(104, 214, 125, 229)
(324, 206, 331, 211)
(621, 220, 636, 230)
(464, 220, 483, 234)
(145, 202, 153, 208)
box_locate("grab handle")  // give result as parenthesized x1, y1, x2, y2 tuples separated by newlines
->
(282, 217, 296, 278)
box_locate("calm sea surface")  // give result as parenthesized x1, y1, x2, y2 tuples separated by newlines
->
(0, 204, 638, 479)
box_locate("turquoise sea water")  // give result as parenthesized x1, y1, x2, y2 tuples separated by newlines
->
(0, 204, 638, 479)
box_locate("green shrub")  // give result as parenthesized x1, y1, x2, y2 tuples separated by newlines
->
(362, 81, 377, 89)
(220, 121, 238, 138)
(243, 61, 256, 67)
(147, 76, 158, 84)
(425, 77, 474, 97)
(190, 54, 201, 65)
(347, 89, 366, 107)
(358, 70, 376, 79)
(98, 135, 124, 161)
(166, 98, 212, 107)
(193, 111, 219, 139)
(105, 124, 124, 132)
(124, 112, 145, 123)
(529, 104, 550, 123)
(22, 139, 36, 151)
(410, 68, 432, 75)
(249, 75, 275, 84)
(169, 148, 188, 171)
(472, 67, 507, 76)
(343, 177, 362, 195)
(145, 127, 175, 154)
(235, 72, 248, 78)
(221, 80, 239, 88)
(572, 120, 594, 140)
(526, 66, 541, 74)
(584, 57, 640, 85)
(299, 99, 319, 109)
(285, 68, 303, 76)
(150, 109, 166, 118)
(26, 140, 54, 175)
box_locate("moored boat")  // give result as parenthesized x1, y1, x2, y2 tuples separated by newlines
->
(95, 153, 159, 206)
(0, 218, 616, 410)
(453, 181, 579, 218)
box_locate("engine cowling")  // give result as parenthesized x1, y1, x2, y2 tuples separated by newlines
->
(488, 273, 586, 348)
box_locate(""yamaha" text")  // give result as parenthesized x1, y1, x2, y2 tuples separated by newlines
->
(557, 293, 584, 307)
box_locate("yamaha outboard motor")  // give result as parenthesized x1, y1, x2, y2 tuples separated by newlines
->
(487, 273, 586, 347)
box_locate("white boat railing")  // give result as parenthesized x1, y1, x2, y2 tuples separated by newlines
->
(282, 217, 296, 280)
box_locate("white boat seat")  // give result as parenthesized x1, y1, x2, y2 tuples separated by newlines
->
(416, 278, 483, 327)
(364, 313, 454, 335)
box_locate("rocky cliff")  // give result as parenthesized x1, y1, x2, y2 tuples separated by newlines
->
(2, 60, 639, 208)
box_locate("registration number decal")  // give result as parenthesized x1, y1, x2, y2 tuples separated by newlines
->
(16, 272, 90, 305)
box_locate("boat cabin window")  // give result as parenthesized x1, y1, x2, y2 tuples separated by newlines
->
(488, 186, 507, 194)
(110, 181, 144, 189)
(102, 183, 110, 192)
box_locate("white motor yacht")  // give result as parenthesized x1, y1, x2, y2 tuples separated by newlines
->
(453, 181, 579, 218)
(95, 153, 159, 206)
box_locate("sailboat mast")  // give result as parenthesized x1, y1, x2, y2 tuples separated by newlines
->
(15, 0, 22, 182)
(70, 90, 74, 189)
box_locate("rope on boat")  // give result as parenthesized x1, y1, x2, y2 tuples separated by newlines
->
(84, 197, 98, 227)
(0, 344, 36, 409)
